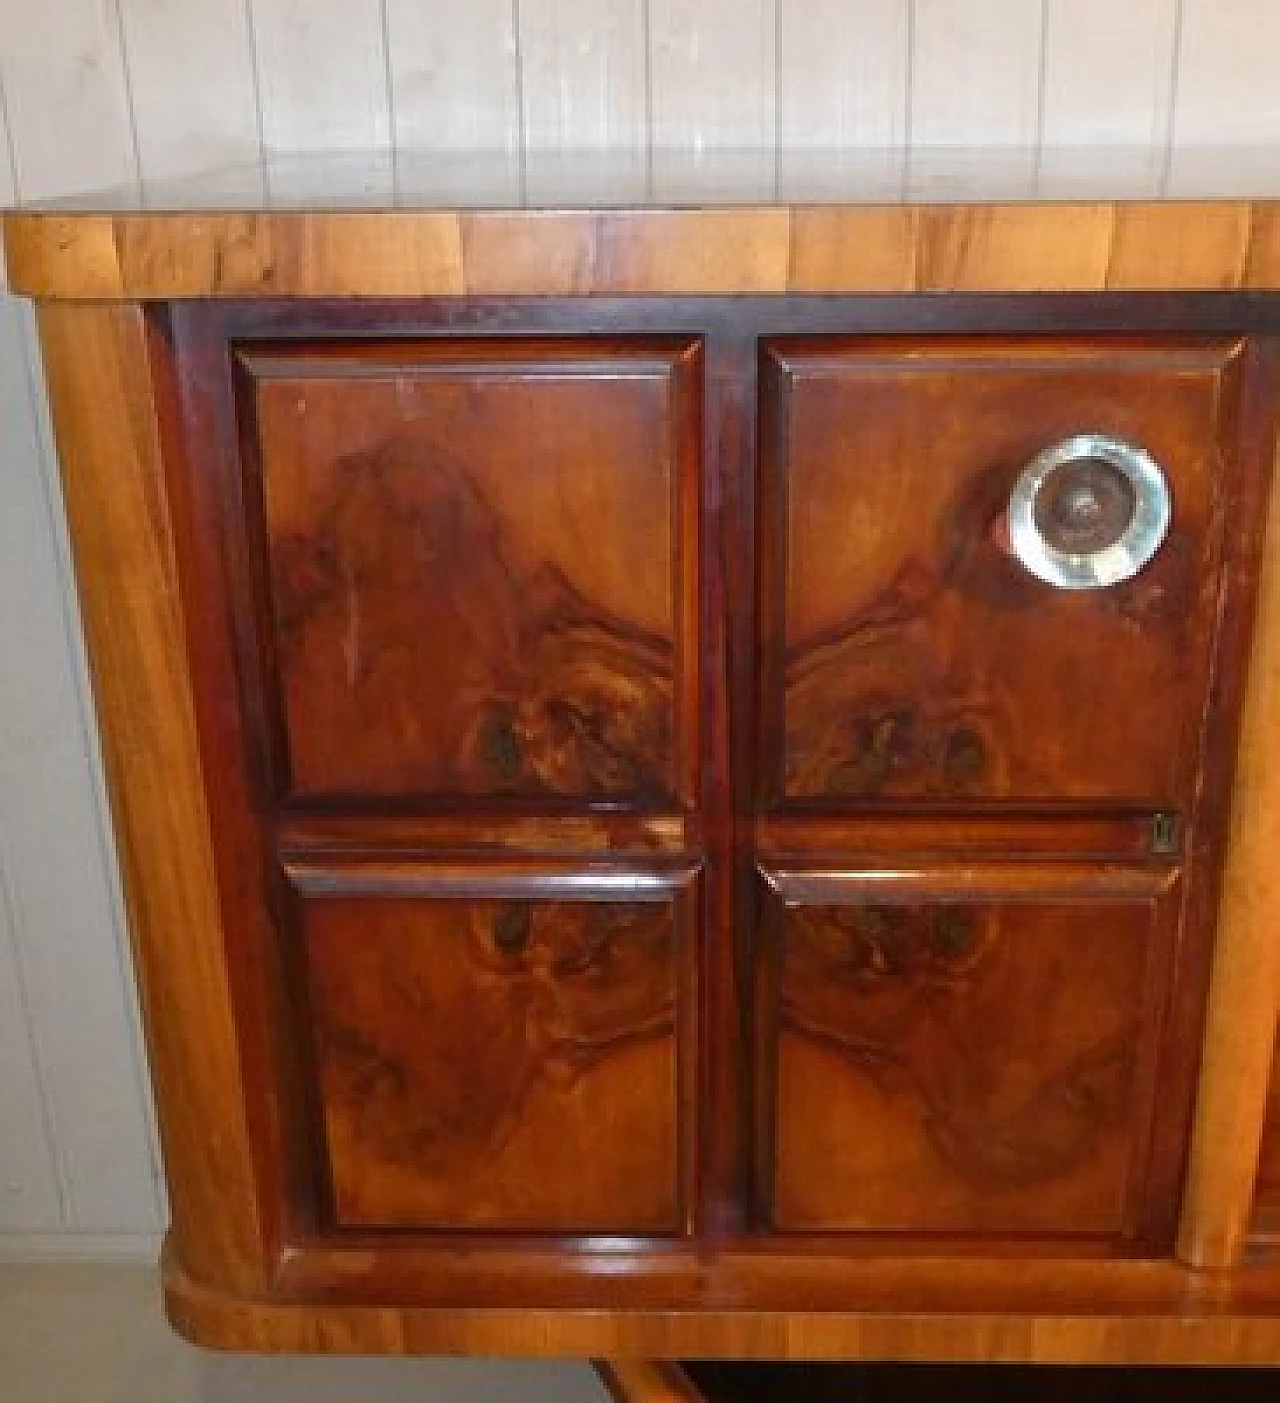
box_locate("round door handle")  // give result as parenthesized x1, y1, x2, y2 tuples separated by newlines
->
(1007, 433, 1171, 589)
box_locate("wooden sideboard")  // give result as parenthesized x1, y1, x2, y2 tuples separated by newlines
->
(8, 158, 1280, 1364)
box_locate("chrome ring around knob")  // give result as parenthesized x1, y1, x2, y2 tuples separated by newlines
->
(1007, 433, 1171, 590)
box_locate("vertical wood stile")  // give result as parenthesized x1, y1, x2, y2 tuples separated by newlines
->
(1177, 435, 1280, 1270)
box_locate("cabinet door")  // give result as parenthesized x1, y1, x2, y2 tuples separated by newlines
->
(758, 336, 1246, 807)
(237, 336, 701, 805)
(163, 311, 708, 1263)
(289, 867, 697, 1234)
(756, 870, 1175, 1242)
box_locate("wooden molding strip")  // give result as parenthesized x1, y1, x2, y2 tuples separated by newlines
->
(7, 202, 1280, 299)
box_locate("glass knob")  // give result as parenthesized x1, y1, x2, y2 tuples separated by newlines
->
(1007, 434, 1171, 589)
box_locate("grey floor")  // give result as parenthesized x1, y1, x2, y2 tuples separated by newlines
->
(0, 1262, 608, 1402)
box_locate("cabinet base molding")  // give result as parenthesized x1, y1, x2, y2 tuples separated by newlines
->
(163, 1238, 1280, 1364)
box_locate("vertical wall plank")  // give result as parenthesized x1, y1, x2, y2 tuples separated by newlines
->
(517, 0, 647, 200)
(0, 301, 162, 1236)
(0, 855, 62, 1233)
(0, 68, 16, 289)
(518, 0, 647, 150)
(249, 0, 390, 155)
(910, 0, 1045, 149)
(1172, 0, 1280, 149)
(649, 0, 776, 198)
(386, 0, 521, 199)
(777, 0, 908, 196)
(777, 0, 908, 150)
(0, 82, 15, 206)
(0, 98, 54, 1222)
(1041, 0, 1178, 148)
(118, 0, 263, 187)
(0, 0, 138, 199)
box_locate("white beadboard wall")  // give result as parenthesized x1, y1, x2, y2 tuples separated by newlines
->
(2, 0, 1280, 1261)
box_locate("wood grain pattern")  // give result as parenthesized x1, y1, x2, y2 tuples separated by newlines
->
(23, 282, 1280, 1359)
(17, 202, 1280, 300)
(1254, 1046, 1280, 1233)
(759, 336, 1242, 807)
(1176, 415, 1280, 1269)
(32, 303, 265, 1290)
(762, 891, 1164, 1239)
(299, 885, 687, 1233)
(242, 338, 698, 803)
(162, 1236, 1280, 1361)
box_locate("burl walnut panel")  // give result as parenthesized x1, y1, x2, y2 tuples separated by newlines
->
(294, 881, 692, 1234)
(760, 884, 1173, 1239)
(237, 337, 701, 804)
(758, 336, 1246, 807)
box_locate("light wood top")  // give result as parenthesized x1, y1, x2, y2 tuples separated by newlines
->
(7, 147, 1280, 299)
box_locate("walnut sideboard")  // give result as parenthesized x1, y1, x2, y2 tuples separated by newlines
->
(10, 159, 1280, 1364)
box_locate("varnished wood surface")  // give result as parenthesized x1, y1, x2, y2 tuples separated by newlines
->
(299, 887, 689, 1233)
(244, 336, 699, 803)
(9, 201, 1280, 299)
(1255, 1048, 1280, 1233)
(1177, 406, 1280, 1268)
(762, 895, 1165, 1240)
(759, 336, 1241, 807)
(22, 283, 1280, 1359)
(163, 1239, 1280, 1363)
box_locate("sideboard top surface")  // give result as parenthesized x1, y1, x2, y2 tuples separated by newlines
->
(8, 146, 1280, 300)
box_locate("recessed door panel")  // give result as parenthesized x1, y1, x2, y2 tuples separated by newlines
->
(758, 336, 1246, 807)
(758, 872, 1175, 1241)
(291, 869, 696, 1235)
(238, 337, 701, 804)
